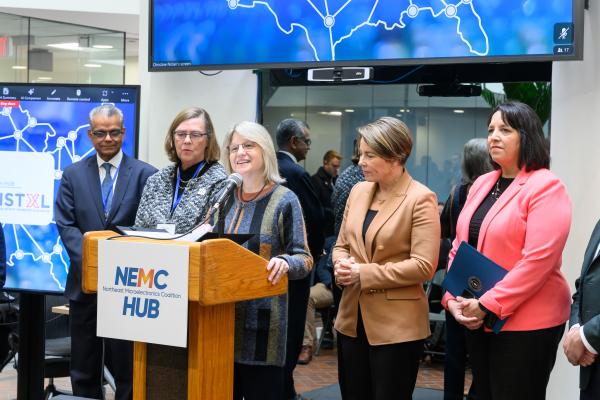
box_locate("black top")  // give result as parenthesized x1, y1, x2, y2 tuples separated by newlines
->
(174, 160, 210, 198)
(311, 166, 336, 237)
(468, 177, 514, 247)
(441, 183, 470, 240)
(363, 209, 378, 243)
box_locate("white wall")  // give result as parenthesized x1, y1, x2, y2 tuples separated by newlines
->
(547, 4, 599, 399)
(137, 0, 257, 168)
(125, 56, 139, 85)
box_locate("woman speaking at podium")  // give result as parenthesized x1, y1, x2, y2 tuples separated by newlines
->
(219, 121, 312, 400)
(135, 107, 227, 233)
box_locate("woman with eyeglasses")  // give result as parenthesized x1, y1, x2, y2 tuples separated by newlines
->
(135, 107, 227, 234)
(219, 121, 312, 400)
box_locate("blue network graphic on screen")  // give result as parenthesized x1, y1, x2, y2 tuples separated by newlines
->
(0, 84, 139, 293)
(152, 0, 575, 68)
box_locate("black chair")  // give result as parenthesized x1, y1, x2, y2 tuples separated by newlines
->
(314, 303, 336, 356)
(423, 268, 447, 359)
(44, 294, 71, 399)
(0, 291, 18, 372)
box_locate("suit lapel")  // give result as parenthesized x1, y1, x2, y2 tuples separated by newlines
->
(364, 172, 411, 261)
(106, 154, 131, 222)
(583, 220, 600, 275)
(85, 156, 106, 224)
(477, 168, 530, 250)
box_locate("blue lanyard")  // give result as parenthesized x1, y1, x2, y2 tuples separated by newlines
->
(171, 161, 205, 214)
(101, 164, 120, 213)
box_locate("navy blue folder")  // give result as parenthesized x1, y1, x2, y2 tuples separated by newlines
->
(442, 241, 508, 333)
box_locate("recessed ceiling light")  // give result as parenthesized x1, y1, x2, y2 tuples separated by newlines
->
(47, 42, 80, 50)
(37, 76, 52, 81)
(453, 109, 465, 114)
(92, 45, 114, 49)
(84, 63, 102, 68)
(329, 111, 342, 116)
(344, 109, 355, 113)
(12, 65, 27, 70)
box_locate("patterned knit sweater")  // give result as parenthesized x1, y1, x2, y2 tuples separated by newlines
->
(222, 184, 313, 366)
(135, 162, 227, 233)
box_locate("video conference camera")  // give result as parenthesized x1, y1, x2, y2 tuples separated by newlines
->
(307, 67, 373, 82)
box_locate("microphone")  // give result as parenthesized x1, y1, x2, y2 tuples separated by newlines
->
(212, 173, 243, 209)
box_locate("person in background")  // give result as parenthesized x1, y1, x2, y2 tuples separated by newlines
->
(55, 104, 157, 400)
(298, 236, 335, 365)
(331, 139, 365, 237)
(440, 138, 493, 400)
(311, 150, 342, 237)
(564, 220, 600, 399)
(221, 121, 313, 400)
(443, 102, 572, 400)
(330, 139, 365, 323)
(275, 118, 324, 400)
(135, 107, 227, 233)
(333, 116, 440, 400)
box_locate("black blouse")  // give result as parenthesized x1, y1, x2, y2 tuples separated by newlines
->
(468, 177, 514, 247)
(362, 209, 378, 243)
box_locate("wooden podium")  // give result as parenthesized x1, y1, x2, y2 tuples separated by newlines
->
(82, 231, 287, 400)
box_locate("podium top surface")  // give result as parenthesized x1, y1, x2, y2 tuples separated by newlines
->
(81, 231, 287, 305)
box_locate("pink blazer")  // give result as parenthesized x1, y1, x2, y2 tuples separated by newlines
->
(442, 168, 572, 331)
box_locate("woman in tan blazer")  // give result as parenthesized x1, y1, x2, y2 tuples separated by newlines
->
(333, 116, 440, 400)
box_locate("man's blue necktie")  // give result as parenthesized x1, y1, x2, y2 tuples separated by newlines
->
(101, 163, 114, 216)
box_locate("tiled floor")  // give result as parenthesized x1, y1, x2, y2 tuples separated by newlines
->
(294, 348, 471, 394)
(0, 350, 471, 399)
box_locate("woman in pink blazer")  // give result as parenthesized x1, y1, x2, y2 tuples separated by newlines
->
(442, 102, 572, 400)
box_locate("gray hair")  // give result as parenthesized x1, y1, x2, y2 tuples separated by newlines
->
(222, 121, 285, 185)
(88, 104, 124, 127)
(275, 118, 309, 148)
(461, 138, 494, 184)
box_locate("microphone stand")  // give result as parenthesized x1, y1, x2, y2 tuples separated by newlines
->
(217, 202, 226, 239)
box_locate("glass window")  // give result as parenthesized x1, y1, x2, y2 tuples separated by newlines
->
(262, 82, 498, 203)
(0, 13, 29, 82)
(0, 12, 125, 84)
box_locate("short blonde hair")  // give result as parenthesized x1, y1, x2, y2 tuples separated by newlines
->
(357, 116, 413, 164)
(222, 121, 285, 185)
(323, 150, 342, 163)
(164, 107, 220, 163)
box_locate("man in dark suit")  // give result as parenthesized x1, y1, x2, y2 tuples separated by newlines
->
(565, 220, 600, 400)
(275, 119, 325, 400)
(55, 104, 157, 400)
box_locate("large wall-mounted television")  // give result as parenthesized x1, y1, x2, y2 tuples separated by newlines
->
(0, 83, 140, 294)
(150, 0, 584, 71)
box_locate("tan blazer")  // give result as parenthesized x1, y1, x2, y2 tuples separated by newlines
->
(333, 172, 440, 345)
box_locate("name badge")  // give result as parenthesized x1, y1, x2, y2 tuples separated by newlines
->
(157, 223, 176, 235)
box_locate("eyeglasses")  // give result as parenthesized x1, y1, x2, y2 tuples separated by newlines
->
(91, 129, 123, 139)
(173, 130, 209, 141)
(228, 142, 257, 154)
(296, 136, 312, 146)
